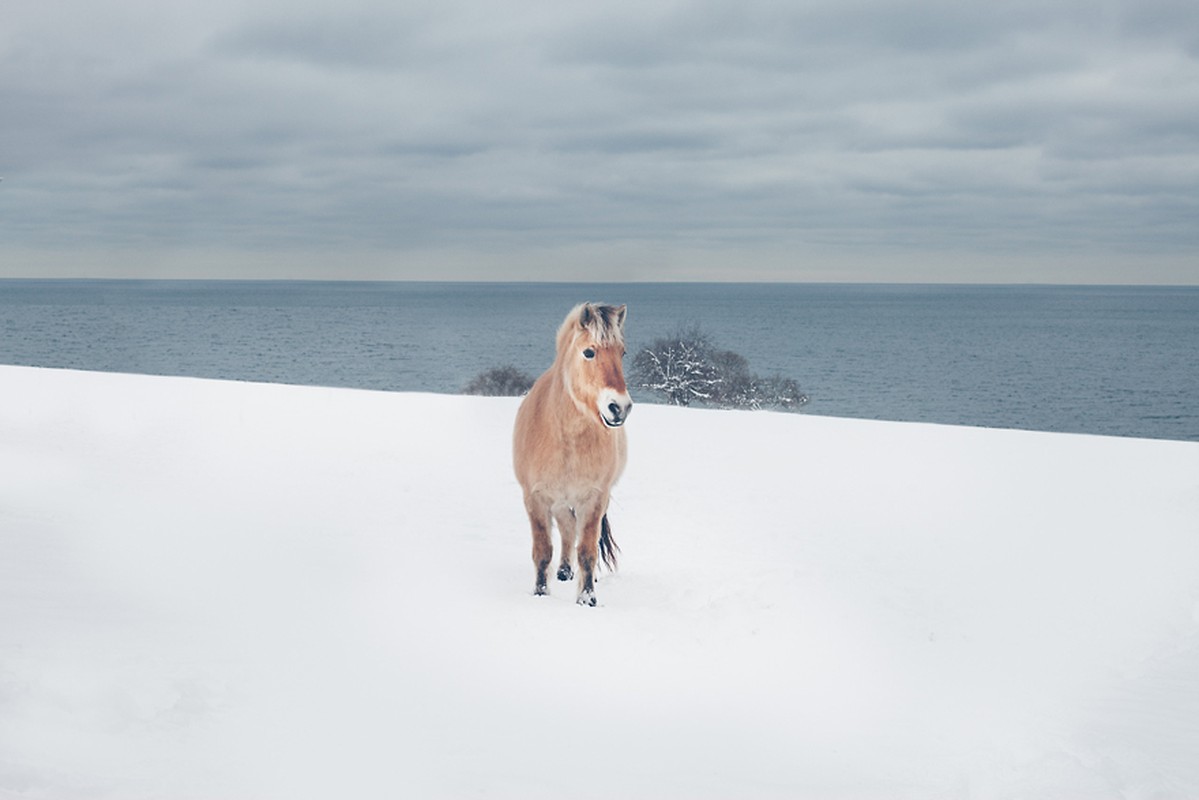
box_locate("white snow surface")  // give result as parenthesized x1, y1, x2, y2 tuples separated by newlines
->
(2, 365, 1198, 799)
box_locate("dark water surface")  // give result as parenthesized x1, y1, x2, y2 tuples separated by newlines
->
(2, 280, 1196, 441)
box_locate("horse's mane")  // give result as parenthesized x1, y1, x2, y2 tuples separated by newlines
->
(556, 303, 626, 355)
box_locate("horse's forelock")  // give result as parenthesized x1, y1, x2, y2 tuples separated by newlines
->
(566, 302, 625, 349)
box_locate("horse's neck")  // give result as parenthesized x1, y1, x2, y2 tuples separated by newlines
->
(548, 362, 595, 435)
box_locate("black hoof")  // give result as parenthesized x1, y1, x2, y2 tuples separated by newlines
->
(557, 563, 574, 581)
(577, 591, 597, 607)
(534, 584, 548, 596)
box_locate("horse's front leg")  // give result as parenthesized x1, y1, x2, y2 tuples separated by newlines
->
(552, 504, 576, 582)
(525, 492, 554, 596)
(574, 493, 608, 607)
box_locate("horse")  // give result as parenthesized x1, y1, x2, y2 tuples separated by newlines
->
(513, 303, 632, 606)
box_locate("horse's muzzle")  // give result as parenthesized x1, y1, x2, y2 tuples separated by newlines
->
(601, 399, 632, 428)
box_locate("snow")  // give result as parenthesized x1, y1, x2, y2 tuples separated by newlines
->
(2, 364, 1197, 799)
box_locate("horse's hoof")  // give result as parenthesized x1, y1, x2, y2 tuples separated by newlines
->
(534, 584, 548, 596)
(576, 591, 597, 607)
(557, 564, 574, 581)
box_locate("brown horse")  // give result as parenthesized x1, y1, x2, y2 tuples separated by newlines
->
(513, 303, 632, 606)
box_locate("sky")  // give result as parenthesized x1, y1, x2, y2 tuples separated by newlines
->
(2, 0, 1198, 282)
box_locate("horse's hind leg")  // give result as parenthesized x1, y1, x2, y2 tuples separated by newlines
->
(552, 505, 576, 582)
(525, 493, 553, 596)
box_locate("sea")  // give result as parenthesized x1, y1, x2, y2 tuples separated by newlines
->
(1, 280, 1197, 442)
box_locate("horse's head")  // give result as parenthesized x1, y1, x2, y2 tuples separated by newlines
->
(557, 303, 632, 428)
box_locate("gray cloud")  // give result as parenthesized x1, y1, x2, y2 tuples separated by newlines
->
(2, 0, 1197, 281)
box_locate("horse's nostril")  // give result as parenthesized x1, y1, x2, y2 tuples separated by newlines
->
(608, 402, 622, 419)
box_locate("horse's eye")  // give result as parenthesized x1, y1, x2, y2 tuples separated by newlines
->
(583, 348, 596, 360)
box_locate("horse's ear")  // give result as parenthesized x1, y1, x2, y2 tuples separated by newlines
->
(615, 305, 627, 329)
(578, 303, 593, 329)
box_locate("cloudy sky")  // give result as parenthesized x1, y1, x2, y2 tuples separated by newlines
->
(3, 0, 1197, 282)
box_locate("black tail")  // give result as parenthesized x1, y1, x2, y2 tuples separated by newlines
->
(599, 514, 621, 572)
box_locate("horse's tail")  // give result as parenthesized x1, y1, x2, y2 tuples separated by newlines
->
(599, 513, 621, 572)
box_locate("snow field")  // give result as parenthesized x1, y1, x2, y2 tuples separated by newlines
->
(1, 365, 1197, 799)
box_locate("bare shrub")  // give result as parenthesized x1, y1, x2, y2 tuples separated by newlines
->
(463, 365, 535, 396)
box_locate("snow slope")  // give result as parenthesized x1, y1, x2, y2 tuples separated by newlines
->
(1, 365, 1197, 799)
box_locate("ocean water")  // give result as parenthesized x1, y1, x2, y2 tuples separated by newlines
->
(1, 280, 1196, 441)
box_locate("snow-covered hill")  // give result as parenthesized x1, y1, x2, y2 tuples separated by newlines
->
(2, 365, 1197, 799)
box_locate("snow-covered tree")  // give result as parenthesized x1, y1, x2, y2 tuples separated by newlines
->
(631, 329, 721, 407)
(632, 328, 809, 411)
